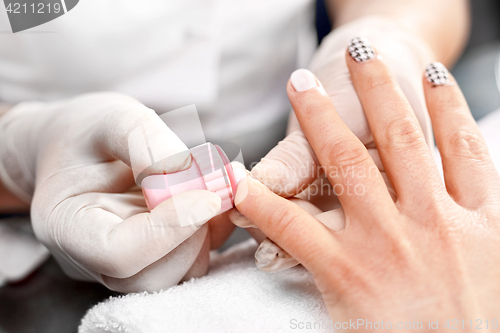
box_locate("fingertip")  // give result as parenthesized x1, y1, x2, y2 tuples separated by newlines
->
(287, 69, 327, 98)
(345, 37, 379, 65)
(250, 161, 292, 197)
(422, 63, 466, 112)
(344, 46, 356, 67)
(235, 175, 274, 214)
(234, 175, 259, 208)
(234, 175, 249, 208)
(290, 69, 319, 92)
(424, 62, 453, 88)
(233, 167, 248, 186)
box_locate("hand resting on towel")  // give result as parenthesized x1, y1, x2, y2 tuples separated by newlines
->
(236, 40, 500, 329)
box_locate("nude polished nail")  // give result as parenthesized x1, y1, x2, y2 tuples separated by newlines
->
(290, 69, 318, 92)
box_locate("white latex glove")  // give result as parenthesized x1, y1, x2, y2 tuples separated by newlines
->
(230, 17, 436, 272)
(0, 92, 223, 292)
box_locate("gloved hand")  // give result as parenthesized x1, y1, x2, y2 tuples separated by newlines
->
(0, 92, 229, 292)
(231, 16, 436, 271)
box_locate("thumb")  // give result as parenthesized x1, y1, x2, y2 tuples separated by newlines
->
(251, 130, 319, 197)
(50, 189, 222, 279)
(90, 94, 191, 185)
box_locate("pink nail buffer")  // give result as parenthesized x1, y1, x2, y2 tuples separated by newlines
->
(141, 142, 244, 214)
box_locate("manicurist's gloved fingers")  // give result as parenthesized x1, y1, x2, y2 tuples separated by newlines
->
(228, 209, 257, 228)
(287, 69, 394, 221)
(255, 238, 299, 272)
(345, 39, 444, 207)
(50, 189, 221, 279)
(422, 63, 500, 208)
(235, 176, 338, 275)
(251, 130, 320, 197)
(87, 93, 191, 182)
(102, 224, 210, 292)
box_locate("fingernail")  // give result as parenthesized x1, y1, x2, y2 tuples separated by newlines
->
(348, 37, 376, 62)
(234, 176, 249, 206)
(290, 69, 318, 92)
(233, 167, 248, 185)
(425, 62, 451, 86)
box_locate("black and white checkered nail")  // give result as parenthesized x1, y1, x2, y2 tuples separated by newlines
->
(425, 62, 451, 86)
(348, 37, 376, 62)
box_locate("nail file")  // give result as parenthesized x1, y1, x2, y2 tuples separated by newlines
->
(141, 142, 246, 213)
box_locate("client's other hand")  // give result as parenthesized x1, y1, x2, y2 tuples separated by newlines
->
(236, 39, 500, 329)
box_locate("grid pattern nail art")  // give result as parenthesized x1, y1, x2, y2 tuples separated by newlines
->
(348, 37, 376, 62)
(425, 62, 450, 85)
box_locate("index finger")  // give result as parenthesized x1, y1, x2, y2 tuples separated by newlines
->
(235, 175, 339, 274)
(85, 93, 191, 185)
(45, 189, 221, 279)
(287, 69, 395, 221)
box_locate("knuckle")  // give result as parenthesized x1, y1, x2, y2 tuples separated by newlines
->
(269, 205, 304, 238)
(446, 129, 489, 160)
(433, 97, 465, 113)
(323, 139, 369, 169)
(364, 73, 397, 94)
(382, 116, 425, 150)
(93, 94, 150, 120)
(299, 98, 329, 119)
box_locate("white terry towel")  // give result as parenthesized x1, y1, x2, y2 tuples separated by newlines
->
(79, 239, 333, 333)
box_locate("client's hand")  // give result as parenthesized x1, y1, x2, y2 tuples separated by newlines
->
(0, 93, 229, 292)
(236, 40, 500, 329)
(231, 17, 437, 271)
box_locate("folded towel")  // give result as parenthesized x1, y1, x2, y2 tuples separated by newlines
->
(79, 239, 332, 333)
